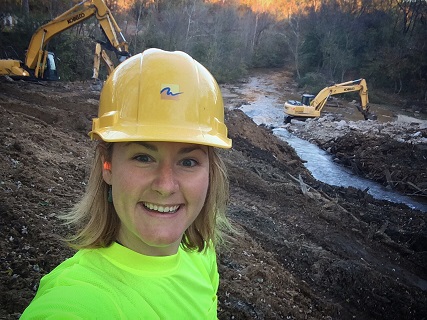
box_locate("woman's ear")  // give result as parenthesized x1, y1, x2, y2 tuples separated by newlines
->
(101, 155, 112, 184)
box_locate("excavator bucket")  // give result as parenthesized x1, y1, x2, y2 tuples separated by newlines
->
(92, 43, 117, 81)
(357, 105, 377, 120)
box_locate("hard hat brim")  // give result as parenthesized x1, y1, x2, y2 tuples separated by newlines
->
(90, 123, 232, 149)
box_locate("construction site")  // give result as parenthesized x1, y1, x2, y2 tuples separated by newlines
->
(1, 0, 427, 318)
(1, 66, 426, 319)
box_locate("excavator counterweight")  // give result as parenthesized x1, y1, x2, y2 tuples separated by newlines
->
(0, 60, 30, 77)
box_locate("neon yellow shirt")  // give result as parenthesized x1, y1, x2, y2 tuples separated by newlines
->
(21, 242, 219, 319)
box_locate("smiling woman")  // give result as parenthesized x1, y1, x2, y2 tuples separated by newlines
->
(105, 141, 211, 257)
(21, 48, 232, 319)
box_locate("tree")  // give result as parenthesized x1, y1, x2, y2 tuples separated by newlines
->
(280, 14, 303, 78)
(22, 0, 29, 16)
(394, 0, 426, 35)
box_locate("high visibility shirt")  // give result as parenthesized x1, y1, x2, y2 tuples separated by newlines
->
(21, 242, 219, 319)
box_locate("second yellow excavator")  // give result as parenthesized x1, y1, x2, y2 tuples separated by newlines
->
(283, 78, 377, 123)
(0, 0, 129, 80)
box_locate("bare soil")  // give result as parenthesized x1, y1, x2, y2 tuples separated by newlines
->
(0, 71, 426, 320)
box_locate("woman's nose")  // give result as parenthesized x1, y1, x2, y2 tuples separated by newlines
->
(151, 164, 178, 196)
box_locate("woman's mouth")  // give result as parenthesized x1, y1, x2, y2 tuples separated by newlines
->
(143, 202, 180, 213)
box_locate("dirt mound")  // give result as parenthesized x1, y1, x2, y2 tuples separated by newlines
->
(1, 76, 427, 320)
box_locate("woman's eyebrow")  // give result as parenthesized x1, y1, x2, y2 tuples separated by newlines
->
(125, 142, 157, 151)
(124, 142, 207, 155)
(178, 145, 207, 155)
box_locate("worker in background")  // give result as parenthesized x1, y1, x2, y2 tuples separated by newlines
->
(21, 48, 232, 319)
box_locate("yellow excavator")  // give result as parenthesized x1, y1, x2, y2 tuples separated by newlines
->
(283, 78, 377, 123)
(0, 0, 129, 80)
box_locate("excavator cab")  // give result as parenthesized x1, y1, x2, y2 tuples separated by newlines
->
(301, 94, 315, 106)
(42, 52, 59, 81)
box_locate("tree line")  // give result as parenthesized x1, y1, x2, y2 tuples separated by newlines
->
(1, 0, 426, 100)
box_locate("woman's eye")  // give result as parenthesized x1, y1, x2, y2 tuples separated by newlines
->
(181, 159, 198, 167)
(134, 154, 153, 163)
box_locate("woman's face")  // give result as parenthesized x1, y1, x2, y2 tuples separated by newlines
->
(103, 141, 210, 256)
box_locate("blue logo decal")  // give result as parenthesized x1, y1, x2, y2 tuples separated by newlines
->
(160, 84, 183, 100)
(160, 87, 183, 96)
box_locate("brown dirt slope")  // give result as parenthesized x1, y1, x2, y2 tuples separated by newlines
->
(0, 78, 426, 320)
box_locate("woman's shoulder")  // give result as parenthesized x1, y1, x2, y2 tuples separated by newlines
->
(20, 249, 123, 318)
(20, 247, 160, 319)
(21, 277, 121, 318)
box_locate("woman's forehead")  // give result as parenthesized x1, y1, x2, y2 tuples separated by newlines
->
(114, 141, 210, 154)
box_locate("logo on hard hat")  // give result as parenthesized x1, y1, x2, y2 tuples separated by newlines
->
(160, 84, 183, 100)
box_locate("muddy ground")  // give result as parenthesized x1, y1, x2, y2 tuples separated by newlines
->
(0, 71, 426, 320)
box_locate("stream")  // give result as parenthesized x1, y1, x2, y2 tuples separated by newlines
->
(232, 73, 427, 212)
(274, 128, 427, 212)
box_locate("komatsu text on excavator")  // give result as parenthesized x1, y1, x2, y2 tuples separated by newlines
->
(283, 78, 377, 123)
(0, 0, 129, 80)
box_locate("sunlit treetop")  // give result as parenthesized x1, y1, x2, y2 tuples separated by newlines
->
(110, 0, 425, 18)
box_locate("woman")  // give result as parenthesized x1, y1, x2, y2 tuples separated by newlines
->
(21, 48, 232, 319)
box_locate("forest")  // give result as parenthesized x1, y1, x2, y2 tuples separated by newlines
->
(1, 0, 427, 100)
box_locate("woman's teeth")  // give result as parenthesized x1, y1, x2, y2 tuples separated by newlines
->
(143, 202, 179, 213)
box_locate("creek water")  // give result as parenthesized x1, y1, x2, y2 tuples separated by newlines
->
(273, 128, 427, 212)
(236, 86, 427, 212)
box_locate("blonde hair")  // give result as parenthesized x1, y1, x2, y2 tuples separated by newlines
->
(61, 141, 230, 252)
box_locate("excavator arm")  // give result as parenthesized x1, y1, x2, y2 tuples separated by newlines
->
(92, 42, 115, 80)
(310, 79, 369, 112)
(1, 0, 129, 79)
(27, 0, 129, 78)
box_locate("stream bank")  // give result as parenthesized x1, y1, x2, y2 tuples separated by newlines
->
(221, 68, 427, 209)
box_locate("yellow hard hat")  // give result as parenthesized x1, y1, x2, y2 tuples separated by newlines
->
(90, 48, 231, 149)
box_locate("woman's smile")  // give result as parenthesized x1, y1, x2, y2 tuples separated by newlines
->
(142, 202, 181, 214)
